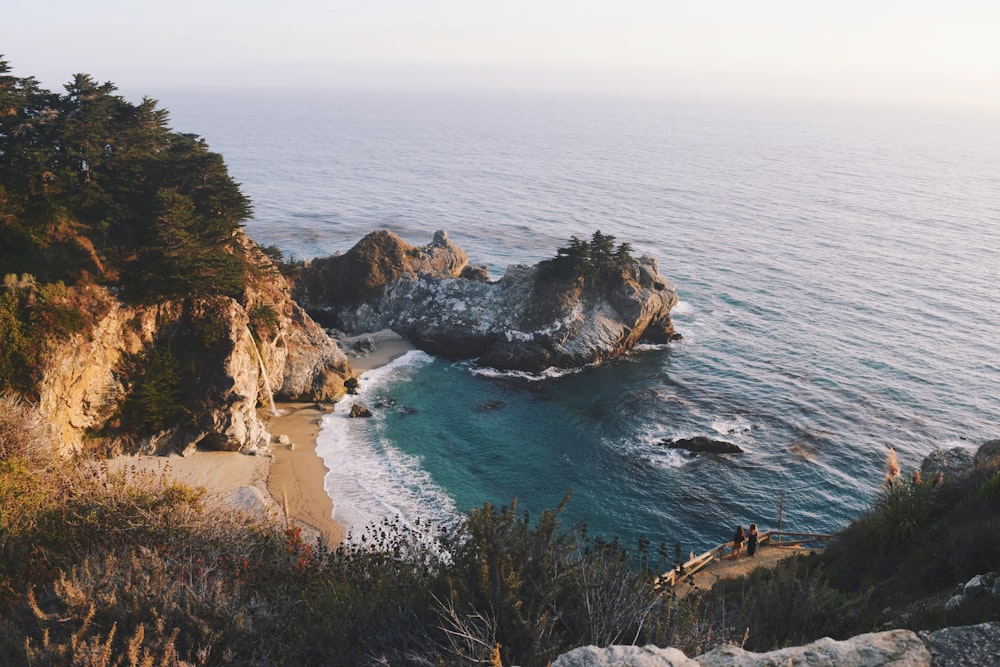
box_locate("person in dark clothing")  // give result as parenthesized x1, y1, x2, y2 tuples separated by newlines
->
(747, 522, 759, 557)
(732, 525, 746, 559)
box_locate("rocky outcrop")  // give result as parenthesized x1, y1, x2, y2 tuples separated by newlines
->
(919, 622, 1000, 666)
(553, 629, 932, 666)
(920, 446, 975, 480)
(36, 231, 353, 457)
(294, 229, 470, 322)
(944, 571, 1000, 611)
(973, 439, 1000, 467)
(662, 436, 744, 454)
(918, 439, 1000, 484)
(295, 230, 679, 373)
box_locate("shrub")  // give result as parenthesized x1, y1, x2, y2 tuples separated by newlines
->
(539, 231, 636, 284)
(121, 345, 188, 435)
(248, 305, 279, 338)
(437, 497, 669, 667)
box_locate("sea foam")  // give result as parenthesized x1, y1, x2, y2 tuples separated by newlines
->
(315, 351, 461, 540)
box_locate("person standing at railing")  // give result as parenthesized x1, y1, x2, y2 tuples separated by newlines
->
(731, 525, 746, 559)
(747, 523, 759, 557)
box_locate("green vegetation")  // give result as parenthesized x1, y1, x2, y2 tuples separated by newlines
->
(10, 379, 991, 665)
(673, 448, 1000, 654)
(248, 304, 280, 338)
(539, 230, 635, 283)
(121, 345, 190, 434)
(0, 57, 255, 414)
(0, 395, 675, 666)
(0, 58, 251, 299)
(0, 275, 92, 395)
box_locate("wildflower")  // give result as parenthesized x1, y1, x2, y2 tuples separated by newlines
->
(885, 447, 901, 485)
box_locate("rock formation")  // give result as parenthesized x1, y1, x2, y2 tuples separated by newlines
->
(919, 622, 1000, 666)
(295, 230, 679, 372)
(919, 446, 975, 480)
(552, 628, 933, 666)
(661, 436, 744, 454)
(36, 232, 353, 457)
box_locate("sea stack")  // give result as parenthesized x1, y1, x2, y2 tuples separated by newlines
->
(293, 230, 679, 372)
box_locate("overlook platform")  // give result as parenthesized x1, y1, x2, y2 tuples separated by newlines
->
(664, 531, 831, 599)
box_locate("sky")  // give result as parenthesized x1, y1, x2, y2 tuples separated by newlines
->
(4, 0, 999, 110)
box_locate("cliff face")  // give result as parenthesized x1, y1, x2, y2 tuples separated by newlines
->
(36, 231, 352, 457)
(295, 230, 679, 373)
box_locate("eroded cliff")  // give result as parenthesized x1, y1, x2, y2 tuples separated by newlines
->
(35, 231, 352, 457)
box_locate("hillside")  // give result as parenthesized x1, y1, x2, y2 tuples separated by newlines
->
(0, 58, 351, 455)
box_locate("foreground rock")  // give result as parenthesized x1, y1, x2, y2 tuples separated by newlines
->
(37, 232, 353, 456)
(553, 629, 931, 666)
(919, 622, 1000, 666)
(295, 230, 679, 373)
(920, 446, 975, 480)
(552, 645, 696, 667)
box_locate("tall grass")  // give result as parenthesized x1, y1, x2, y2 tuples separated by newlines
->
(2, 400, 680, 666)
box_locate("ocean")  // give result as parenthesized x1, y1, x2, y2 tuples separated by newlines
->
(165, 90, 1000, 552)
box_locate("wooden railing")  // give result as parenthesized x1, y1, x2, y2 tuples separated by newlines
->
(660, 530, 832, 588)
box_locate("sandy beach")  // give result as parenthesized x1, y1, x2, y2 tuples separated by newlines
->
(110, 330, 415, 548)
(267, 330, 414, 544)
(265, 402, 344, 545)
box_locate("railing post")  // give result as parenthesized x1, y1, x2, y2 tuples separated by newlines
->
(776, 490, 785, 544)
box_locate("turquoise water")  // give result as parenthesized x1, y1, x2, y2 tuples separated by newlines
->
(165, 90, 1000, 551)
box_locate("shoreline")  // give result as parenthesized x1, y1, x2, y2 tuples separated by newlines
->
(265, 402, 344, 545)
(109, 330, 415, 548)
(265, 330, 415, 545)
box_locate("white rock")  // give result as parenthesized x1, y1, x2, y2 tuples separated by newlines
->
(695, 629, 931, 667)
(552, 644, 698, 667)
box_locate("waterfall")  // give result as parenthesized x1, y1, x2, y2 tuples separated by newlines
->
(245, 325, 277, 415)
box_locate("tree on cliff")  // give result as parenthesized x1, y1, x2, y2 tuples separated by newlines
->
(0, 57, 253, 396)
(541, 230, 635, 283)
(0, 57, 251, 299)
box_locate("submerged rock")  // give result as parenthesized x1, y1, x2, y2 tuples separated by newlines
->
(662, 436, 744, 454)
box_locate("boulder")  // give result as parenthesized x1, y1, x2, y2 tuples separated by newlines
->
(694, 629, 930, 666)
(662, 436, 744, 454)
(948, 571, 1000, 609)
(552, 629, 932, 666)
(920, 447, 975, 480)
(552, 644, 697, 667)
(964, 572, 1000, 597)
(974, 439, 1000, 467)
(919, 622, 1000, 667)
(349, 403, 373, 418)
